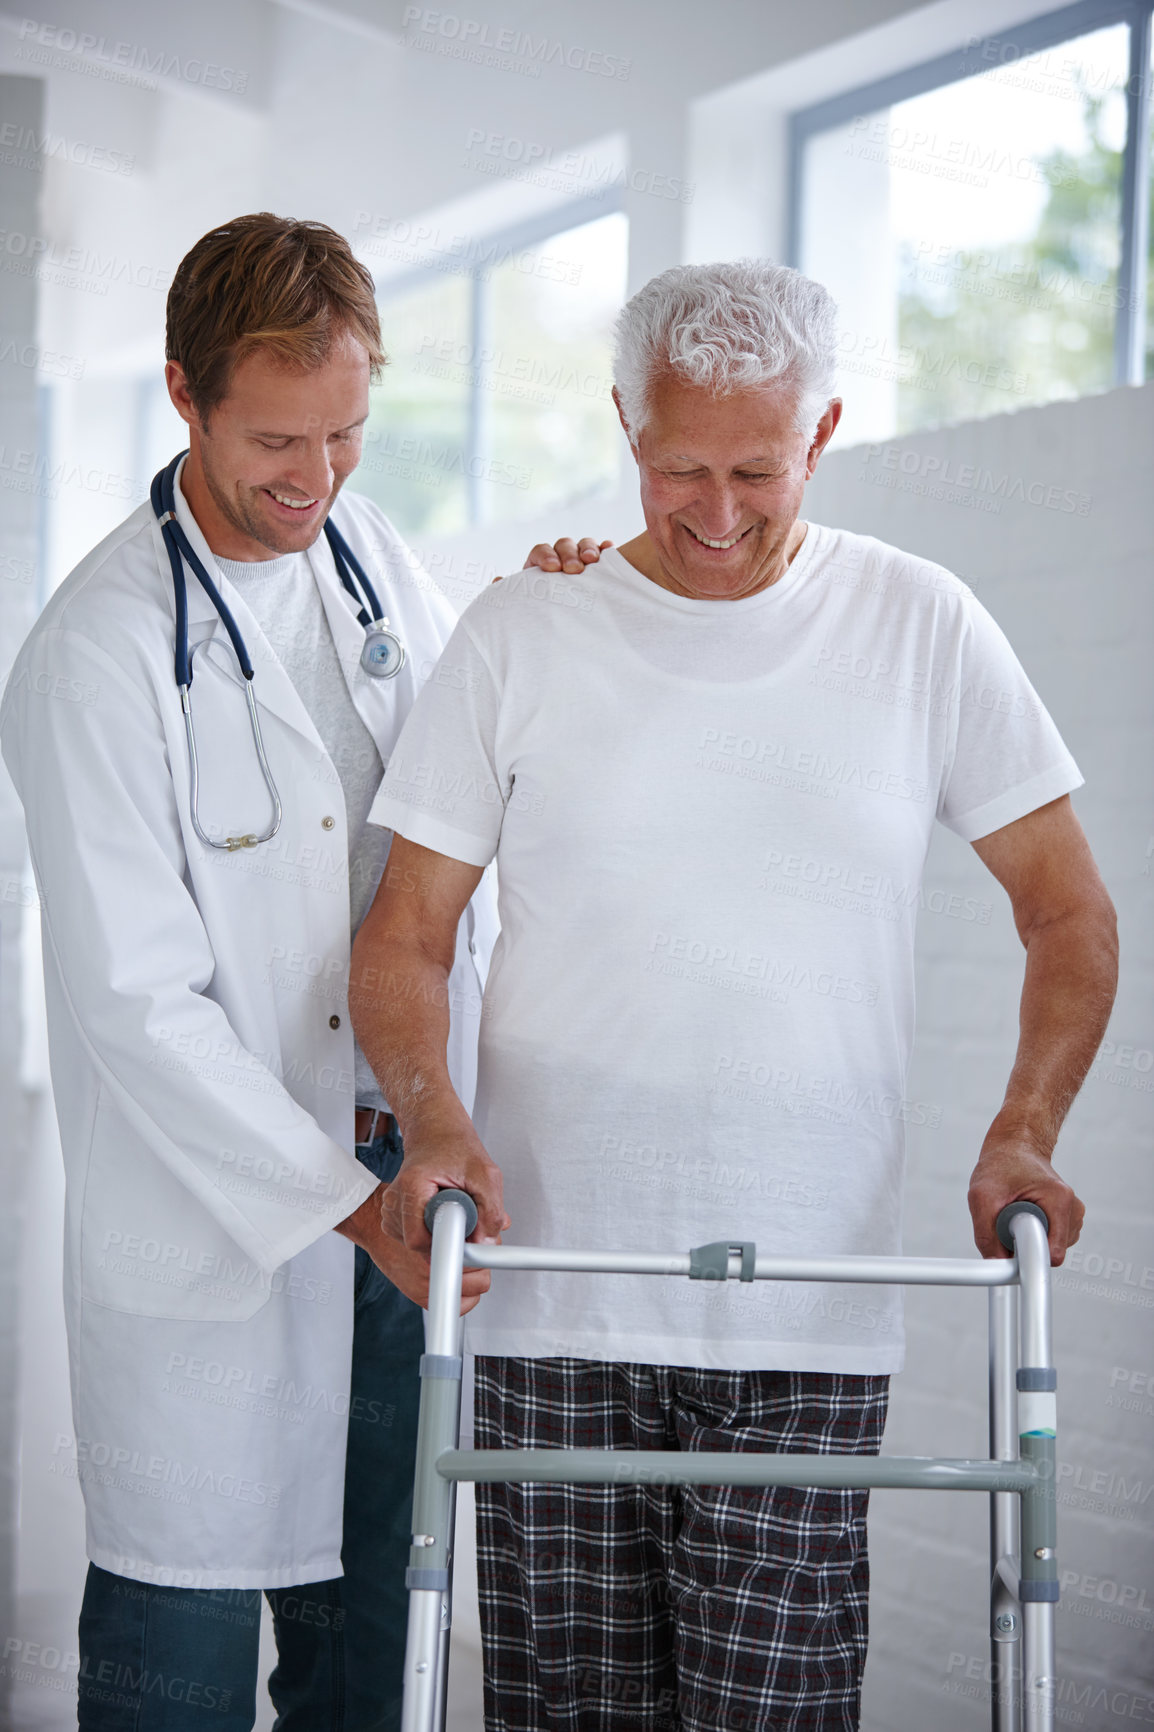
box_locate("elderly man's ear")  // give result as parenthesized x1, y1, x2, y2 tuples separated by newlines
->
(807, 399, 843, 474)
(612, 386, 636, 453)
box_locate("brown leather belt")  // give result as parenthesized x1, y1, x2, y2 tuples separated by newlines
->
(354, 1107, 396, 1147)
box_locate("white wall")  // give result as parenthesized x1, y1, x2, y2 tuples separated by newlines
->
(803, 382, 1154, 1731)
(0, 0, 1150, 1727)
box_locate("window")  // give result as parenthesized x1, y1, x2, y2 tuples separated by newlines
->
(357, 205, 629, 536)
(790, 1, 1154, 441)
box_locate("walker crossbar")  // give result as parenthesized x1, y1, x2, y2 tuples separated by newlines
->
(401, 1195, 1057, 1732)
(462, 1245, 1019, 1285)
(437, 1450, 1039, 1492)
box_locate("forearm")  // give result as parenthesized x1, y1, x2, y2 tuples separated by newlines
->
(349, 931, 472, 1138)
(347, 838, 503, 1251)
(986, 894, 1118, 1157)
(342, 927, 498, 1306)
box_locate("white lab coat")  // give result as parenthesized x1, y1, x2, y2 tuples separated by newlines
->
(0, 464, 497, 1588)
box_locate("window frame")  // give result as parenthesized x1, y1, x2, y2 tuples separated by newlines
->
(786, 0, 1153, 387)
(370, 190, 625, 526)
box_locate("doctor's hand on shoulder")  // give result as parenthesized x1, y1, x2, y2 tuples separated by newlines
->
(336, 1116, 507, 1314)
(521, 536, 614, 575)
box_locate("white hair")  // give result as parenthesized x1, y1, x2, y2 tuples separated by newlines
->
(612, 259, 838, 445)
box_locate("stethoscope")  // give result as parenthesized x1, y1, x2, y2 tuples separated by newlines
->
(150, 451, 406, 853)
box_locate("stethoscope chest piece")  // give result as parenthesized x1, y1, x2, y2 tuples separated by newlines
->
(361, 623, 406, 679)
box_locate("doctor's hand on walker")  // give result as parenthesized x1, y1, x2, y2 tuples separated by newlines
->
(336, 1115, 507, 1314)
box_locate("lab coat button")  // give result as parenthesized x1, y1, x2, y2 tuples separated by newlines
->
(329, 1014, 341, 1030)
(321, 816, 335, 830)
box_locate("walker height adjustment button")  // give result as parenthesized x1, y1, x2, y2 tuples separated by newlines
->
(689, 1241, 757, 1282)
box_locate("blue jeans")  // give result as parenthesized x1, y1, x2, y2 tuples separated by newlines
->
(78, 1128, 424, 1731)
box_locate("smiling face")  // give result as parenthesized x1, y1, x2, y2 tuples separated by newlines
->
(166, 327, 370, 560)
(617, 373, 841, 600)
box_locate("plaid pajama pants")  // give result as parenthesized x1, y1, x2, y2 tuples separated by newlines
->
(474, 1358, 889, 1732)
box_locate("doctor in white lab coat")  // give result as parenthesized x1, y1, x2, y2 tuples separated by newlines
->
(3, 461, 491, 1583)
(0, 213, 605, 1732)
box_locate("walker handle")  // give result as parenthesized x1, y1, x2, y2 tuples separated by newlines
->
(994, 1200, 1050, 1252)
(424, 1188, 479, 1236)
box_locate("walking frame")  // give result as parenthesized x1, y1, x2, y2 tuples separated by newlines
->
(400, 1195, 1058, 1732)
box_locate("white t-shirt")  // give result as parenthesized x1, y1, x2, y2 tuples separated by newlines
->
(215, 550, 391, 1112)
(368, 528, 1082, 1374)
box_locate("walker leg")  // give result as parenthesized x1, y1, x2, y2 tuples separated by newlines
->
(989, 1284, 1021, 1730)
(402, 1592, 446, 1732)
(400, 1204, 469, 1732)
(430, 1495, 455, 1732)
(1022, 1603, 1056, 1732)
(1012, 1213, 1058, 1732)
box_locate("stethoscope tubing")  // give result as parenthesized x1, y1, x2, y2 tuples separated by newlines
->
(152, 451, 404, 851)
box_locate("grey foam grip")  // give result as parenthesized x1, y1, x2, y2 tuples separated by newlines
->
(1017, 1367, 1057, 1392)
(420, 1353, 463, 1381)
(424, 1187, 479, 1236)
(995, 1200, 1050, 1251)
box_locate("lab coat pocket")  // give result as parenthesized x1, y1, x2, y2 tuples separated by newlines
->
(79, 1092, 274, 1323)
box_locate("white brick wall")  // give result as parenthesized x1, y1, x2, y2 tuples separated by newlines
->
(804, 382, 1154, 1731)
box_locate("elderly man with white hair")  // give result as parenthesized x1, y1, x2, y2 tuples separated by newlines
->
(347, 261, 1116, 1730)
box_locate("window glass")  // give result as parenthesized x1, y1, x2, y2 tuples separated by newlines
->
(360, 210, 628, 534)
(358, 272, 472, 536)
(484, 210, 628, 523)
(801, 24, 1129, 441)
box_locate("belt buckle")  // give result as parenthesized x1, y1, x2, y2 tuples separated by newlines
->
(355, 1107, 386, 1148)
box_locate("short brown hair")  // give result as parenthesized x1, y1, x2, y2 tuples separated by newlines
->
(166, 212, 386, 415)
